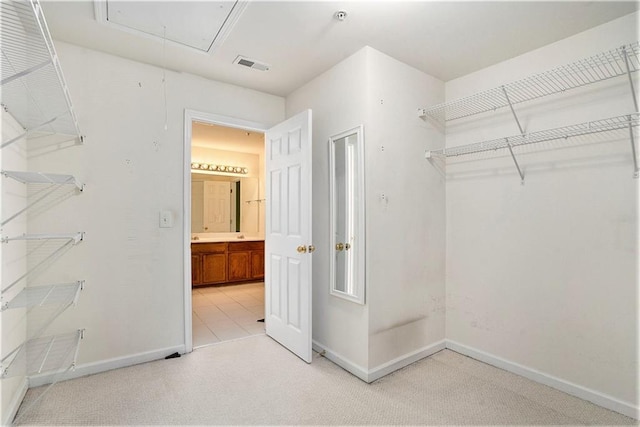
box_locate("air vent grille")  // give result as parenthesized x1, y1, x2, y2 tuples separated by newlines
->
(233, 55, 270, 71)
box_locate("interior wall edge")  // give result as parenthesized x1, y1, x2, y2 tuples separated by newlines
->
(3, 377, 28, 426)
(367, 339, 446, 383)
(27, 344, 186, 389)
(312, 340, 369, 382)
(445, 340, 639, 420)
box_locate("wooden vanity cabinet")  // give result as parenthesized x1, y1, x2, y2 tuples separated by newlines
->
(191, 240, 264, 286)
(228, 241, 264, 282)
(191, 242, 227, 286)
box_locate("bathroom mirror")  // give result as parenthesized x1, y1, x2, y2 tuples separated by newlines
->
(329, 125, 365, 304)
(191, 173, 260, 234)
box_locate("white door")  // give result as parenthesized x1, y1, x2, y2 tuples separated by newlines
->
(203, 181, 230, 232)
(265, 109, 313, 363)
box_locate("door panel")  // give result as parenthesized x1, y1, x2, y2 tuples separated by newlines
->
(265, 110, 312, 363)
(203, 181, 231, 232)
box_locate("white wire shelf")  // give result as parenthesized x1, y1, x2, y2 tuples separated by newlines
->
(1, 329, 83, 379)
(1, 170, 85, 226)
(1, 281, 83, 312)
(420, 42, 640, 123)
(2, 170, 84, 190)
(1, 232, 85, 245)
(1, 281, 84, 341)
(1, 0, 83, 149)
(427, 113, 639, 158)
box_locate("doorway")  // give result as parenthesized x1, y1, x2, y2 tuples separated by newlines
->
(183, 110, 269, 352)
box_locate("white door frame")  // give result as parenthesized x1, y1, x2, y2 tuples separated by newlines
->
(183, 109, 268, 353)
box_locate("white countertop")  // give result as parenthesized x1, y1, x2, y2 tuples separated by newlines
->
(191, 236, 264, 243)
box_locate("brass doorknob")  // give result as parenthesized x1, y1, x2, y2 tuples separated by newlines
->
(308, 245, 316, 253)
(335, 243, 344, 251)
(345, 243, 351, 250)
(297, 245, 307, 253)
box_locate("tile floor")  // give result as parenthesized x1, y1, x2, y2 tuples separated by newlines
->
(192, 282, 265, 347)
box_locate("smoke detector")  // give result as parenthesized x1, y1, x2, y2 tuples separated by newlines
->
(334, 10, 348, 21)
(233, 55, 270, 71)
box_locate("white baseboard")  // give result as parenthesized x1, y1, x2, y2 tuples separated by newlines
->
(28, 344, 185, 388)
(313, 339, 446, 383)
(445, 340, 639, 420)
(3, 377, 28, 426)
(312, 340, 369, 382)
(368, 339, 446, 382)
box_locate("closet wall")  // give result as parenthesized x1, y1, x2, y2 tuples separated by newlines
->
(287, 47, 371, 371)
(1, 111, 28, 424)
(24, 41, 285, 376)
(444, 12, 638, 412)
(286, 46, 446, 379)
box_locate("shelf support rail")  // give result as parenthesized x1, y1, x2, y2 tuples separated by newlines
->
(628, 115, 639, 178)
(622, 45, 639, 112)
(1, 115, 60, 150)
(0, 58, 52, 86)
(505, 138, 525, 183)
(501, 86, 525, 135)
(0, 234, 83, 294)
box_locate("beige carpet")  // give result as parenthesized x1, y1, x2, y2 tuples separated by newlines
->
(14, 335, 636, 425)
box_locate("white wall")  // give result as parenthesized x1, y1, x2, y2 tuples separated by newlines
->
(24, 41, 284, 369)
(364, 49, 446, 371)
(1, 111, 28, 424)
(286, 46, 446, 376)
(287, 47, 371, 371)
(445, 12, 638, 413)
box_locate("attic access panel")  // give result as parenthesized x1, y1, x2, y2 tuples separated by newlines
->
(100, 1, 246, 52)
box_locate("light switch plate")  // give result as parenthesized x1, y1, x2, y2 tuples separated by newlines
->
(160, 210, 173, 228)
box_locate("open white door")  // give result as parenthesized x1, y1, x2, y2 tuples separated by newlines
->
(265, 109, 313, 363)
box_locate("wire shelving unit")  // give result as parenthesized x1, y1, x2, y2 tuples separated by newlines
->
(1, 170, 85, 226)
(427, 114, 639, 158)
(0, 329, 83, 379)
(420, 42, 639, 124)
(1, 281, 83, 312)
(1, 232, 85, 245)
(422, 42, 640, 181)
(1, 0, 83, 150)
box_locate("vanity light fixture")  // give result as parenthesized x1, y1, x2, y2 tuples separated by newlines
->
(191, 162, 248, 175)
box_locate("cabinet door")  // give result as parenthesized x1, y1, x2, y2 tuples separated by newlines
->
(251, 251, 264, 280)
(203, 253, 227, 284)
(191, 254, 203, 285)
(228, 251, 251, 282)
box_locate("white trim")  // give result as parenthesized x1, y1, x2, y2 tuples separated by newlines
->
(183, 109, 269, 354)
(368, 339, 446, 382)
(313, 339, 446, 383)
(312, 340, 369, 382)
(445, 340, 639, 420)
(28, 345, 185, 388)
(3, 377, 28, 426)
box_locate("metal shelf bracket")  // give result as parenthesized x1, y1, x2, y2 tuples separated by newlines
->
(502, 86, 525, 135)
(505, 138, 525, 183)
(622, 45, 639, 112)
(628, 115, 639, 178)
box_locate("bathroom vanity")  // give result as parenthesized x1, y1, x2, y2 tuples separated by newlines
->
(191, 239, 264, 286)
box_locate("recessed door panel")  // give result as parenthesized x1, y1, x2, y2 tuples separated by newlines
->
(264, 110, 312, 363)
(287, 165, 301, 237)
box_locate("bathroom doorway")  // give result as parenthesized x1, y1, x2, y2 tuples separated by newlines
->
(184, 111, 267, 350)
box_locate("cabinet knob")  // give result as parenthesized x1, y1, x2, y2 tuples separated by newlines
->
(335, 243, 344, 251)
(297, 245, 307, 253)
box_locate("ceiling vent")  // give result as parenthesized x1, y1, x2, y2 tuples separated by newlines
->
(233, 55, 270, 71)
